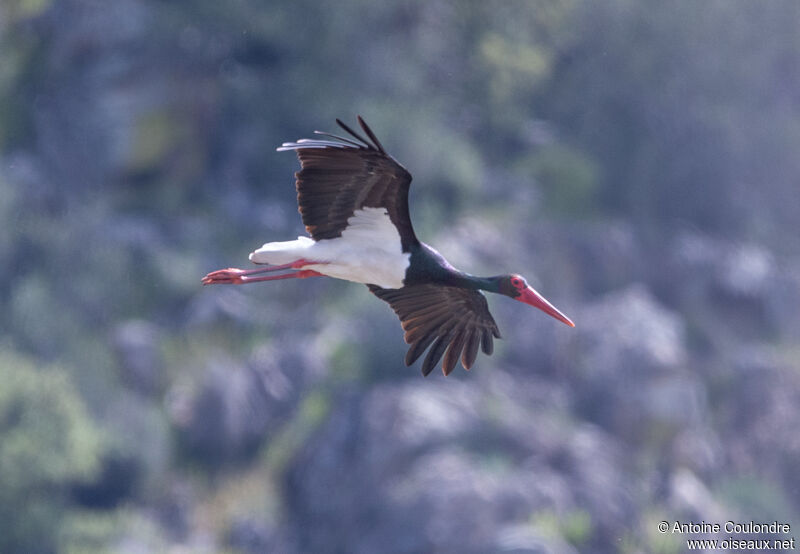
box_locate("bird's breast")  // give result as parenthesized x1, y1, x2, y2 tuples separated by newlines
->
(402, 242, 459, 286)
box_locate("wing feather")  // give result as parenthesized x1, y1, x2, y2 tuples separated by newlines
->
(461, 331, 481, 370)
(369, 284, 501, 376)
(422, 334, 453, 377)
(405, 333, 438, 366)
(312, 130, 364, 147)
(442, 327, 468, 376)
(278, 117, 417, 250)
(481, 328, 495, 355)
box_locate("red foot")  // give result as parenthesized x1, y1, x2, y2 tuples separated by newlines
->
(202, 268, 248, 285)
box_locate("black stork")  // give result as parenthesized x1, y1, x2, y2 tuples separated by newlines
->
(203, 117, 574, 376)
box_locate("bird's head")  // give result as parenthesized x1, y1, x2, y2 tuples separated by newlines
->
(497, 274, 575, 327)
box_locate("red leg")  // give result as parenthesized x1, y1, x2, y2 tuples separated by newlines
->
(202, 259, 316, 285)
(202, 266, 324, 285)
(236, 269, 324, 284)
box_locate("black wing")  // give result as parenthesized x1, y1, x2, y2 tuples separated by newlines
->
(277, 116, 418, 251)
(368, 284, 502, 376)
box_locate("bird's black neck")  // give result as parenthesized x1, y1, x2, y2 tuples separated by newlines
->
(444, 271, 500, 292)
(405, 242, 500, 293)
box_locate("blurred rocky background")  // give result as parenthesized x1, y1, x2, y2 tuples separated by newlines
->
(2, 1, 800, 552)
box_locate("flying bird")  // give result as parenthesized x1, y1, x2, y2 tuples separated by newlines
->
(202, 117, 574, 376)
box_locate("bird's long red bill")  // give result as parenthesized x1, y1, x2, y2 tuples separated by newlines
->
(517, 286, 575, 327)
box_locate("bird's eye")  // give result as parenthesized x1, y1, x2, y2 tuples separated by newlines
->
(511, 277, 521, 287)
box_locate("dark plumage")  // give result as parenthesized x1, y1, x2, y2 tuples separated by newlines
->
(368, 284, 500, 376)
(280, 117, 417, 250)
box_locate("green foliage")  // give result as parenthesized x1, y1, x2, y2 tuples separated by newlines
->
(3, 0, 52, 21)
(0, 349, 103, 553)
(537, 0, 800, 243)
(530, 508, 593, 548)
(639, 511, 682, 554)
(480, 32, 551, 105)
(263, 389, 331, 473)
(59, 509, 173, 554)
(717, 475, 797, 524)
(59, 510, 126, 554)
(525, 144, 599, 217)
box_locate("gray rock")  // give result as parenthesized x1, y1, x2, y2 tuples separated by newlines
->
(284, 376, 635, 553)
(113, 319, 164, 397)
(167, 340, 322, 465)
(666, 231, 781, 340)
(568, 285, 709, 443)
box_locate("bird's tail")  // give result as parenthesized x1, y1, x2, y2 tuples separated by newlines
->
(249, 237, 314, 265)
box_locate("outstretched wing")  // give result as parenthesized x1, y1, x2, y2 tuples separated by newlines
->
(277, 116, 418, 251)
(369, 284, 502, 376)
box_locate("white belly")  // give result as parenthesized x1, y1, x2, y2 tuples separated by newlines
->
(249, 207, 410, 289)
